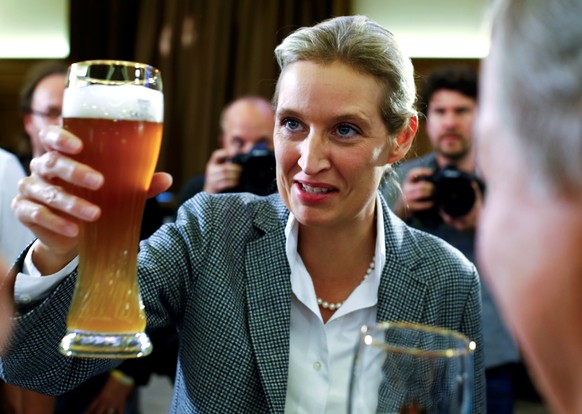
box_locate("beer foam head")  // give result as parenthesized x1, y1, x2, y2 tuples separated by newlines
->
(63, 84, 164, 122)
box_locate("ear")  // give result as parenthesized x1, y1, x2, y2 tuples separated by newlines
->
(386, 115, 418, 164)
(23, 114, 35, 137)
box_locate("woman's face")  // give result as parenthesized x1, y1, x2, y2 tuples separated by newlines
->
(274, 60, 405, 230)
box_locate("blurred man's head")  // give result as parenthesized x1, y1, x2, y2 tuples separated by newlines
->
(476, 2, 582, 413)
(423, 67, 478, 163)
(20, 61, 68, 157)
(219, 97, 275, 156)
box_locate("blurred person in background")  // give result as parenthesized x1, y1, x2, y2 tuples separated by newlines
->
(476, 1, 582, 413)
(177, 96, 276, 206)
(18, 60, 68, 173)
(382, 66, 519, 413)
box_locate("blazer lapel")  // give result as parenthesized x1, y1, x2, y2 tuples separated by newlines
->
(246, 225, 291, 413)
(377, 205, 429, 324)
(376, 257, 428, 323)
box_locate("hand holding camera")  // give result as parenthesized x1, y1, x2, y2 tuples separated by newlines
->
(399, 165, 484, 231)
(203, 144, 276, 196)
(399, 166, 436, 214)
(203, 148, 245, 194)
(225, 145, 276, 195)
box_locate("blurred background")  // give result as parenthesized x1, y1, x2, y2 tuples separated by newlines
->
(0, 0, 484, 199)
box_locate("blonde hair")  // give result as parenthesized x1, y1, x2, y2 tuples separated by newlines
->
(273, 15, 417, 137)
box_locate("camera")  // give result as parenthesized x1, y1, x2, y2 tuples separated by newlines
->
(227, 145, 277, 196)
(421, 166, 484, 217)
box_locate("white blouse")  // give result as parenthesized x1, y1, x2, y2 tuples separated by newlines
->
(284, 194, 386, 414)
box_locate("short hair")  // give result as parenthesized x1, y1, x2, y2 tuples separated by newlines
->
(421, 66, 478, 115)
(19, 60, 68, 115)
(273, 15, 417, 137)
(490, 0, 582, 196)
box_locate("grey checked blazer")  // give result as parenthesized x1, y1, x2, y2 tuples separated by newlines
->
(1, 192, 485, 413)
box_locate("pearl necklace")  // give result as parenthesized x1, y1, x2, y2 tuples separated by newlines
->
(316, 256, 376, 311)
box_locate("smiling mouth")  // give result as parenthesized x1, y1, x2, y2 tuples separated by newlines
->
(299, 183, 334, 194)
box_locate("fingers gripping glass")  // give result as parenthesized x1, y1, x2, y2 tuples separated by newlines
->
(59, 60, 164, 359)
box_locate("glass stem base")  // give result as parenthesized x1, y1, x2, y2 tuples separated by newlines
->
(59, 329, 153, 359)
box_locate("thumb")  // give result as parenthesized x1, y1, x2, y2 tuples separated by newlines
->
(146, 172, 173, 199)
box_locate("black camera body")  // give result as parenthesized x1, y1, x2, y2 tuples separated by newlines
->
(227, 146, 277, 196)
(421, 166, 484, 218)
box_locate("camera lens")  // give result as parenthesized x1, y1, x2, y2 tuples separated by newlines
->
(432, 167, 476, 217)
(435, 178, 475, 217)
(227, 146, 277, 196)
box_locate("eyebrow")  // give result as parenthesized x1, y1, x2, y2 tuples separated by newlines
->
(276, 106, 374, 125)
(275, 107, 300, 118)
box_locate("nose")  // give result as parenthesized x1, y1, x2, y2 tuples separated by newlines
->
(297, 131, 330, 174)
(442, 111, 459, 129)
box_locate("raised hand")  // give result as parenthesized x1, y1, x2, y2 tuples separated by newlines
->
(11, 126, 172, 275)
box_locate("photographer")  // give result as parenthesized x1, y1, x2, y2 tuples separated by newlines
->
(389, 67, 482, 233)
(382, 66, 519, 414)
(177, 96, 275, 205)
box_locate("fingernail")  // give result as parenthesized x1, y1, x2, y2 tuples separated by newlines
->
(67, 137, 82, 151)
(84, 173, 103, 189)
(81, 205, 100, 220)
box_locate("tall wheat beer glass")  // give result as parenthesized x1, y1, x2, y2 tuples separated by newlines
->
(59, 60, 164, 358)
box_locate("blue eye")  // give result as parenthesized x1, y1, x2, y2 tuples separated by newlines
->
(336, 124, 358, 138)
(283, 118, 302, 132)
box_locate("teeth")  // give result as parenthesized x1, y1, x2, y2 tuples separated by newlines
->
(301, 183, 331, 194)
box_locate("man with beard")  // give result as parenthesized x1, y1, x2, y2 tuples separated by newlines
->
(382, 66, 520, 413)
(387, 66, 480, 233)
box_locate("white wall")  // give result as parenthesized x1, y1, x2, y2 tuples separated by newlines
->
(0, 0, 69, 58)
(352, 0, 491, 58)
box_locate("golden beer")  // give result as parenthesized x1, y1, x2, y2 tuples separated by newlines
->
(59, 60, 163, 358)
(64, 118, 162, 333)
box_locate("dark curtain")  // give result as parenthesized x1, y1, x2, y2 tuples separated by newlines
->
(133, 0, 350, 191)
(69, 0, 142, 62)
